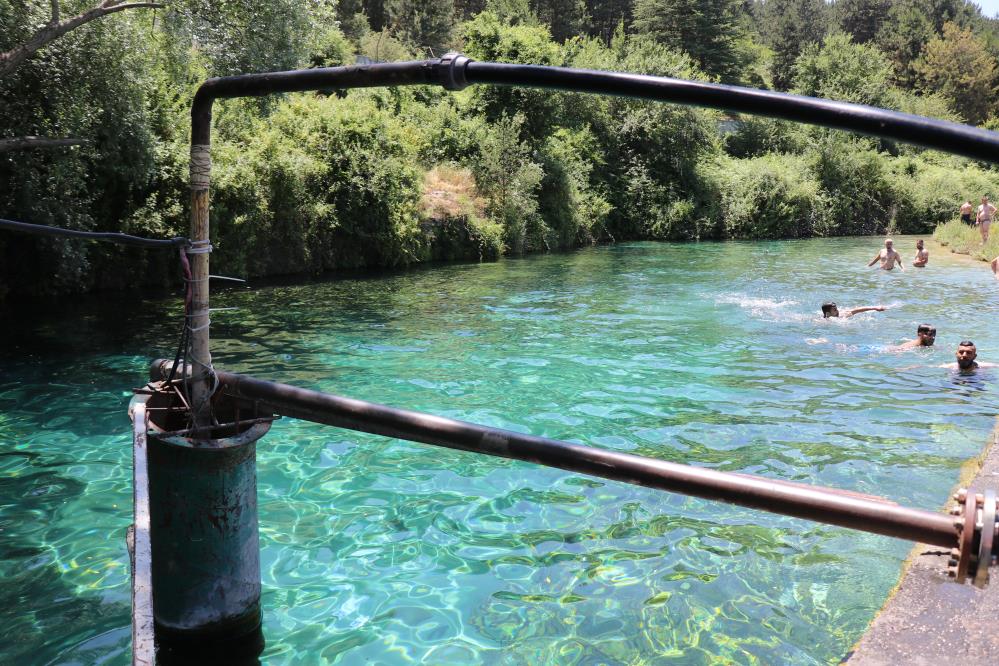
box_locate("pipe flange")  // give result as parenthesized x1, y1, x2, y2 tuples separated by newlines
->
(437, 52, 472, 91)
(950, 491, 977, 580)
(973, 490, 997, 587)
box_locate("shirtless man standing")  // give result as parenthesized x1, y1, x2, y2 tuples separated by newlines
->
(960, 200, 974, 225)
(913, 239, 929, 267)
(977, 196, 996, 243)
(894, 324, 936, 350)
(868, 238, 904, 271)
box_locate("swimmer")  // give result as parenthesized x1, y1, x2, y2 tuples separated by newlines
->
(913, 239, 928, 267)
(940, 340, 997, 372)
(893, 324, 936, 350)
(867, 238, 904, 271)
(978, 196, 996, 243)
(992, 255, 998, 279)
(960, 200, 974, 225)
(821, 302, 886, 318)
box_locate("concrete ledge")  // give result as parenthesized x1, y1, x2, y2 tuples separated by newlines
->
(847, 431, 999, 665)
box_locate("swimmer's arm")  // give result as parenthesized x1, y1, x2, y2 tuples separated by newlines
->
(844, 306, 885, 317)
(895, 254, 905, 271)
(867, 253, 880, 267)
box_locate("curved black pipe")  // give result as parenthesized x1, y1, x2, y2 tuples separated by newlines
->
(0, 217, 187, 248)
(190, 54, 999, 163)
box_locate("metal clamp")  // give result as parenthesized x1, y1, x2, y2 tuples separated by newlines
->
(437, 52, 472, 91)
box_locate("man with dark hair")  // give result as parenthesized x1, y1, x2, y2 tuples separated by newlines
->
(821, 302, 885, 318)
(913, 239, 928, 267)
(943, 341, 997, 372)
(894, 324, 936, 350)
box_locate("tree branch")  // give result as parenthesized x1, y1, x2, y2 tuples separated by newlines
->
(0, 1, 164, 80)
(0, 136, 89, 152)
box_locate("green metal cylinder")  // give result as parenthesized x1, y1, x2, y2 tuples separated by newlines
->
(148, 423, 269, 644)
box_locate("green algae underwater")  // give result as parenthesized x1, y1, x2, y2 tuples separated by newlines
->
(2, 237, 998, 664)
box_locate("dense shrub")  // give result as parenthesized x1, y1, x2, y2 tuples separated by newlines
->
(705, 154, 827, 238)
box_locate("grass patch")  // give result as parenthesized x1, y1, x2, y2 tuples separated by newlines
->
(932, 219, 999, 262)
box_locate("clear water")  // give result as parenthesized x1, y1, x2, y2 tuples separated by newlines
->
(2, 237, 998, 665)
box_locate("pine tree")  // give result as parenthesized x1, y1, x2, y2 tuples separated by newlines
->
(632, 0, 747, 82)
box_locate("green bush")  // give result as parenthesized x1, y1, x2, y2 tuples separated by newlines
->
(933, 219, 999, 261)
(705, 154, 827, 239)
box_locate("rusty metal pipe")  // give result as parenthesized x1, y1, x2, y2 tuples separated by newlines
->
(211, 369, 957, 549)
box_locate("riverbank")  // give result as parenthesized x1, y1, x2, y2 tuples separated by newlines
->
(932, 219, 999, 264)
(848, 424, 999, 664)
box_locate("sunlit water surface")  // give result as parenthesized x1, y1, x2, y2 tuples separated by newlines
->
(2, 237, 998, 665)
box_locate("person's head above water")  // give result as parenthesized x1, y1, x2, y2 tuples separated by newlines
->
(884, 238, 894, 250)
(917, 324, 937, 346)
(957, 340, 978, 370)
(821, 302, 839, 318)
(916, 239, 924, 249)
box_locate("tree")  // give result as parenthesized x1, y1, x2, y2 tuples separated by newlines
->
(794, 33, 893, 106)
(632, 0, 747, 82)
(915, 21, 997, 124)
(836, 0, 890, 44)
(385, 0, 456, 54)
(0, 0, 162, 152)
(530, 0, 589, 42)
(758, 0, 828, 90)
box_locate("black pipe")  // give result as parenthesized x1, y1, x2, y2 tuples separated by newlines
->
(209, 368, 957, 549)
(0, 217, 187, 248)
(189, 54, 999, 163)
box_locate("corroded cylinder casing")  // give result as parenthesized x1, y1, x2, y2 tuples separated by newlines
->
(148, 430, 266, 642)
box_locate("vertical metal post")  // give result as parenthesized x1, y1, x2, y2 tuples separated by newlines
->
(188, 143, 213, 428)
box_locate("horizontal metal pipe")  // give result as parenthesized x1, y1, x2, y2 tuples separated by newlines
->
(214, 369, 957, 549)
(462, 61, 999, 164)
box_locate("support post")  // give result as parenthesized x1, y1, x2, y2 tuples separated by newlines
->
(188, 145, 212, 428)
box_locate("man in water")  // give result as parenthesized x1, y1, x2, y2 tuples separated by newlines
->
(894, 324, 936, 350)
(821, 302, 886, 318)
(913, 239, 929, 267)
(942, 340, 997, 372)
(977, 195, 996, 243)
(867, 238, 904, 271)
(992, 255, 998, 280)
(960, 200, 974, 225)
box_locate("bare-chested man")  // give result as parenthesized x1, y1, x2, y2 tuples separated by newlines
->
(992, 255, 998, 280)
(941, 341, 997, 372)
(821, 302, 885, 318)
(893, 324, 936, 350)
(913, 239, 929, 267)
(960, 200, 974, 225)
(868, 238, 904, 271)
(977, 196, 996, 243)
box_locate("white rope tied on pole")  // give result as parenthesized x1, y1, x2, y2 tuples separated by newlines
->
(186, 239, 213, 255)
(190, 143, 211, 190)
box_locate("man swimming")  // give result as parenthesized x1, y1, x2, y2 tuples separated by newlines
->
(867, 238, 904, 271)
(942, 340, 997, 372)
(821, 303, 886, 318)
(913, 239, 928, 267)
(893, 324, 936, 350)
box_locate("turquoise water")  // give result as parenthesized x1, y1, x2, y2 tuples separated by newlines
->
(2, 237, 998, 664)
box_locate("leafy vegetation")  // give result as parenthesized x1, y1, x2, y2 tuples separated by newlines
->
(4, 0, 999, 298)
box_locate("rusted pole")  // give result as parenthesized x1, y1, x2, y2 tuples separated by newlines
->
(188, 143, 212, 428)
(209, 369, 958, 549)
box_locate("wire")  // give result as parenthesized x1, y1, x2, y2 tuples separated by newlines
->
(0, 217, 187, 249)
